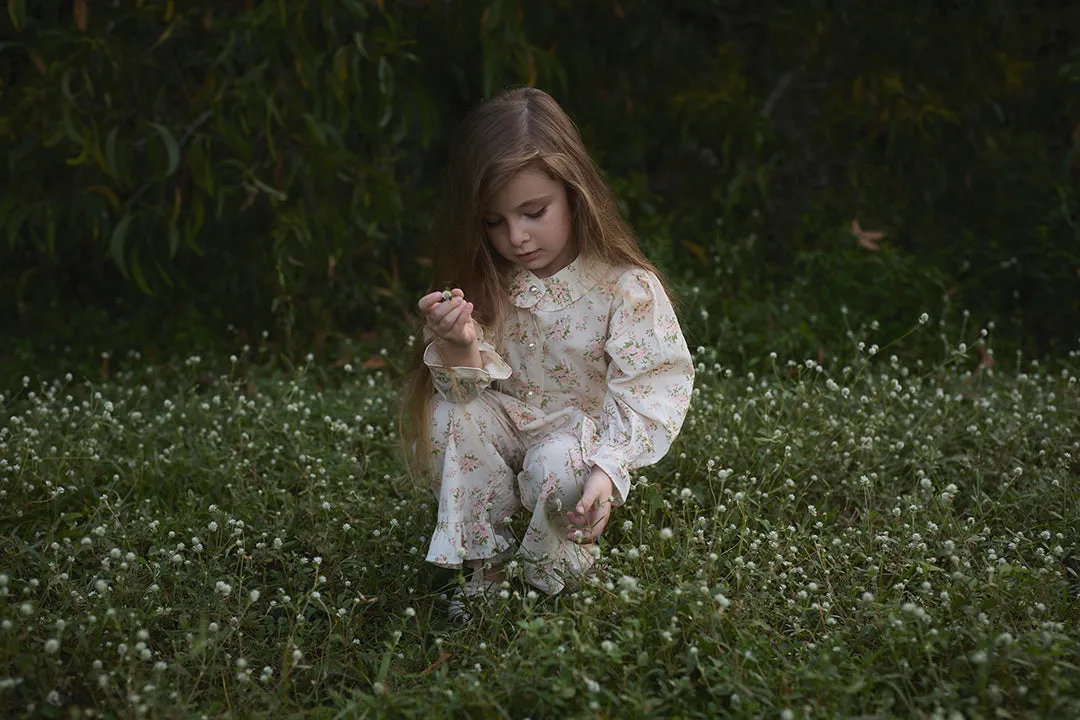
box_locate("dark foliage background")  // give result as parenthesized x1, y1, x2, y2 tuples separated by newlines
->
(1, 0, 1078, 372)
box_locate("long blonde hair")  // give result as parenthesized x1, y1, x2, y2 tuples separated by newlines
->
(398, 86, 674, 484)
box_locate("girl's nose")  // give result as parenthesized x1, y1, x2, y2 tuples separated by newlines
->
(511, 224, 530, 247)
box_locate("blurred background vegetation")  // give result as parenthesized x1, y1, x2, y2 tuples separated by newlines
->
(1, 0, 1078, 377)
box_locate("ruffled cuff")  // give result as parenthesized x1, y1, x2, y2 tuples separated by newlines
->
(586, 447, 630, 507)
(423, 340, 512, 403)
(425, 518, 516, 569)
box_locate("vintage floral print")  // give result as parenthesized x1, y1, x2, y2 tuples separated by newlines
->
(423, 256, 695, 593)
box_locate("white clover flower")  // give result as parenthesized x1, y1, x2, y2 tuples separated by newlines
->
(404, 607, 415, 618)
(249, 589, 260, 603)
(659, 528, 674, 540)
(970, 650, 988, 664)
(44, 638, 59, 654)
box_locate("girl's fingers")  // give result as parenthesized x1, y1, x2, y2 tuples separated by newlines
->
(418, 292, 445, 313)
(591, 511, 610, 539)
(429, 296, 463, 325)
(436, 302, 465, 333)
(453, 302, 475, 333)
(567, 503, 611, 542)
(418, 288, 466, 313)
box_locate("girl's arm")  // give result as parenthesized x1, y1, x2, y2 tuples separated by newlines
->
(586, 269, 696, 505)
(417, 288, 512, 403)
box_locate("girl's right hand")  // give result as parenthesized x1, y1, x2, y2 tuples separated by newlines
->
(418, 288, 478, 348)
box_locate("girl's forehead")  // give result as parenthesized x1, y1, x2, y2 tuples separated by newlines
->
(486, 168, 562, 209)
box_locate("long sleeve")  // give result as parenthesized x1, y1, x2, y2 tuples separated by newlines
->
(423, 326, 513, 404)
(585, 269, 695, 505)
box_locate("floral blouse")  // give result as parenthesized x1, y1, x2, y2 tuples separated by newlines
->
(424, 256, 695, 505)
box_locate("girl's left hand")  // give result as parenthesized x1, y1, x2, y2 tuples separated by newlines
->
(567, 468, 614, 543)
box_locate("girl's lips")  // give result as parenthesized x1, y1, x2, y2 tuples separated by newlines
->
(517, 250, 540, 261)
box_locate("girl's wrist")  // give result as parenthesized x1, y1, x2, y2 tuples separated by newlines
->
(437, 338, 482, 368)
(590, 465, 612, 484)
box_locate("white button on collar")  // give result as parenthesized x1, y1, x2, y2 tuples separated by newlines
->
(529, 285, 539, 294)
(527, 342, 536, 349)
(526, 390, 535, 397)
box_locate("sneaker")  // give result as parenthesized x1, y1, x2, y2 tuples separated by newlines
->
(447, 578, 498, 623)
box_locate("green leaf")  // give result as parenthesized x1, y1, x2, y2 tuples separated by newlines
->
(105, 126, 121, 182)
(45, 205, 56, 258)
(60, 68, 77, 105)
(187, 139, 214, 195)
(7, 0, 25, 31)
(156, 260, 173, 289)
(377, 56, 393, 98)
(110, 213, 134, 277)
(5, 205, 27, 249)
(149, 122, 180, 178)
(0, 193, 14, 236)
(250, 175, 287, 202)
(61, 103, 81, 144)
(130, 243, 154, 295)
(168, 221, 180, 260)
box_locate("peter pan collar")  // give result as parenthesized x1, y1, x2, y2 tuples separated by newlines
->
(507, 255, 604, 310)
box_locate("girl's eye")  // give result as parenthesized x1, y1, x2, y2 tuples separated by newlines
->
(482, 218, 503, 229)
(525, 207, 548, 220)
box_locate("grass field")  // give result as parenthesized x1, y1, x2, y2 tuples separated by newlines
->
(1, 319, 1078, 718)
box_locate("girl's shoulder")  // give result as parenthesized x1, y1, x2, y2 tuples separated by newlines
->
(594, 263, 665, 298)
(584, 257, 659, 288)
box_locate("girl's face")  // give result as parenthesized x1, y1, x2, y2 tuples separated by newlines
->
(483, 167, 574, 279)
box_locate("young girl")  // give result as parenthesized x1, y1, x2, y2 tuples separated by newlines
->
(400, 87, 695, 620)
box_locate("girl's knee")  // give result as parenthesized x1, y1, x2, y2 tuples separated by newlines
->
(520, 433, 590, 514)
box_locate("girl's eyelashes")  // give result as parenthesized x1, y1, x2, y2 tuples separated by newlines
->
(481, 207, 547, 227)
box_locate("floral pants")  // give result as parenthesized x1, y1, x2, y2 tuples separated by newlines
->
(424, 389, 597, 594)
